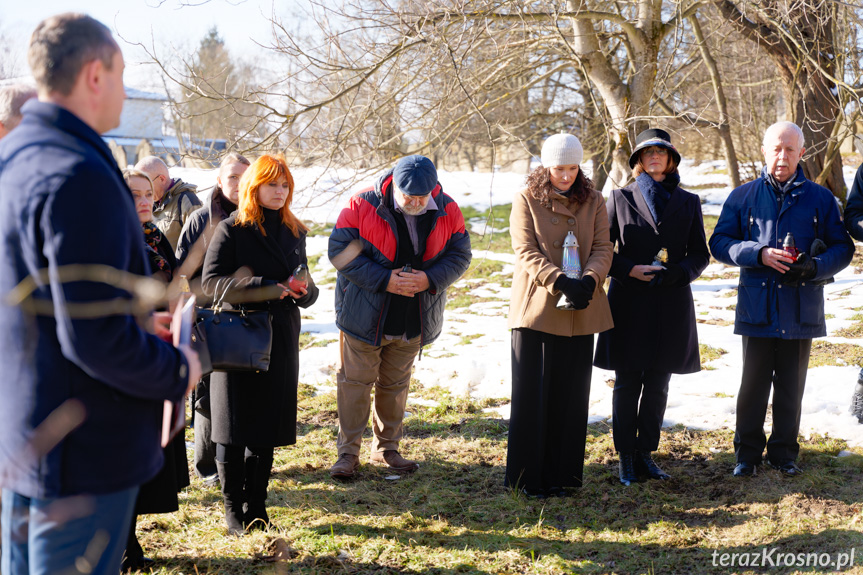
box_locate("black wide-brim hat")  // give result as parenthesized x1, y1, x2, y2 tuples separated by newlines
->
(628, 128, 681, 169)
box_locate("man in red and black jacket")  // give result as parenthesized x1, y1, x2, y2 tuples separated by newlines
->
(327, 155, 471, 478)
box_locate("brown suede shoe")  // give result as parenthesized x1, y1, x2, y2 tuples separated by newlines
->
(369, 450, 419, 472)
(329, 453, 360, 479)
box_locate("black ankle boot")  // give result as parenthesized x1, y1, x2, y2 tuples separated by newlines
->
(850, 372, 863, 424)
(244, 453, 273, 531)
(618, 452, 638, 486)
(216, 460, 246, 536)
(635, 450, 671, 480)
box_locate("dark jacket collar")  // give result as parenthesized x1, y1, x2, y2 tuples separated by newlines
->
(622, 178, 688, 231)
(20, 100, 120, 176)
(208, 185, 236, 226)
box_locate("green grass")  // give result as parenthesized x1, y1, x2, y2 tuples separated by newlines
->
(132, 393, 863, 574)
(298, 332, 337, 350)
(699, 343, 728, 370)
(835, 319, 863, 338)
(809, 341, 863, 368)
(462, 203, 514, 255)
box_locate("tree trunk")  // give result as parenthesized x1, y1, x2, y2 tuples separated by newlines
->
(714, 0, 845, 201)
(689, 13, 741, 189)
(783, 71, 845, 202)
(566, 0, 660, 190)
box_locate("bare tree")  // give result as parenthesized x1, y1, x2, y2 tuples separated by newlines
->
(715, 0, 850, 200)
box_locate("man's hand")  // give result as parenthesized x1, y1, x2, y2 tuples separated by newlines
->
(400, 270, 430, 295)
(781, 253, 817, 285)
(178, 344, 202, 394)
(630, 265, 664, 282)
(761, 247, 795, 273)
(152, 311, 173, 342)
(386, 269, 414, 297)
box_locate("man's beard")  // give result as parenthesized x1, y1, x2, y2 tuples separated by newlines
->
(400, 202, 426, 216)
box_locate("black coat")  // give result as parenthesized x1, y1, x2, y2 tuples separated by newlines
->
(135, 227, 189, 515)
(202, 210, 318, 447)
(594, 181, 709, 374)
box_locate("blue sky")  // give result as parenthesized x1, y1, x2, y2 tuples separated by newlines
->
(2, 0, 303, 88)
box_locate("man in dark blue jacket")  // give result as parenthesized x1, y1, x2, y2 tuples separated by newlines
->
(0, 14, 199, 575)
(710, 121, 853, 478)
(842, 162, 863, 422)
(327, 155, 471, 478)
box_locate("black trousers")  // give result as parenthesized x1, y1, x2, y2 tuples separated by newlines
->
(192, 377, 217, 478)
(612, 369, 672, 453)
(734, 336, 811, 464)
(505, 328, 593, 491)
(216, 444, 274, 466)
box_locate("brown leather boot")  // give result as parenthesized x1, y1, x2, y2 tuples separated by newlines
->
(329, 453, 360, 479)
(369, 450, 419, 472)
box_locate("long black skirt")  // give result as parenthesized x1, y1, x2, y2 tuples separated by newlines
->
(505, 328, 594, 491)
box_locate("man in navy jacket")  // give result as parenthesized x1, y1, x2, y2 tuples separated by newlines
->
(710, 121, 853, 478)
(0, 14, 199, 575)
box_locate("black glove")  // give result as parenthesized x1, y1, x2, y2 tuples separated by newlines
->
(556, 275, 596, 310)
(648, 264, 687, 288)
(782, 252, 816, 285)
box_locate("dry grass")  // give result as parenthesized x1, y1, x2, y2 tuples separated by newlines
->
(130, 386, 863, 574)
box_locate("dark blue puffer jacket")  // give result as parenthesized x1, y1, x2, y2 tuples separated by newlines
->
(328, 170, 471, 346)
(709, 167, 853, 339)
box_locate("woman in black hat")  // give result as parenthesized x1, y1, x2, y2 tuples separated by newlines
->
(594, 128, 709, 486)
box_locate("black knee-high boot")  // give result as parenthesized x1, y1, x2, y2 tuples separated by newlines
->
(244, 450, 273, 530)
(216, 458, 246, 536)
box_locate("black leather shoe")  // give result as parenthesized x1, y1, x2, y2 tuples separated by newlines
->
(618, 453, 639, 486)
(635, 450, 671, 480)
(520, 487, 550, 499)
(733, 461, 756, 477)
(769, 460, 803, 476)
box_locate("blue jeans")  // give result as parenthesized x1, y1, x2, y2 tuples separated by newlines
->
(1, 486, 138, 575)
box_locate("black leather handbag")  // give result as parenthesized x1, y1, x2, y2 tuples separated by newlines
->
(193, 279, 273, 373)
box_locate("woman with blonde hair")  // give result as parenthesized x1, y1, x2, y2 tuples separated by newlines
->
(121, 168, 189, 570)
(202, 154, 318, 534)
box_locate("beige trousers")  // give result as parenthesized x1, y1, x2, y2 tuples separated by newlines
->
(336, 331, 420, 456)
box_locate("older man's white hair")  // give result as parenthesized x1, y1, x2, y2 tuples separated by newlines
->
(763, 121, 805, 148)
(0, 83, 37, 129)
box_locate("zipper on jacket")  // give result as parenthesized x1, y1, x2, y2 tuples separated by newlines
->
(813, 210, 819, 237)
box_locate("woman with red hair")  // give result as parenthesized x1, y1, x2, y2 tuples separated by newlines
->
(202, 154, 318, 535)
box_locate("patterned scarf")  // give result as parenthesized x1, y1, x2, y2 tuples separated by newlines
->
(637, 171, 680, 225)
(143, 221, 171, 280)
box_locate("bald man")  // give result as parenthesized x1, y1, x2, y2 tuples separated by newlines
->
(0, 83, 37, 139)
(710, 121, 853, 478)
(135, 155, 201, 249)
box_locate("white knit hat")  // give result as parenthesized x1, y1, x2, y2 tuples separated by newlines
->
(541, 133, 584, 168)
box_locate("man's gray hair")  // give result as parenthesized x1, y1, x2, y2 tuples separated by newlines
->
(763, 121, 805, 148)
(27, 13, 117, 97)
(0, 84, 37, 127)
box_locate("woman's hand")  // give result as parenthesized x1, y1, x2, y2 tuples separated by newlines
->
(277, 282, 308, 300)
(629, 265, 664, 282)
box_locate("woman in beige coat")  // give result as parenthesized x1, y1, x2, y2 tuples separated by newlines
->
(506, 133, 613, 497)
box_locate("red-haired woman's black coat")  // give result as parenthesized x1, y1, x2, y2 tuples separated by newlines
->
(202, 209, 318, 447)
